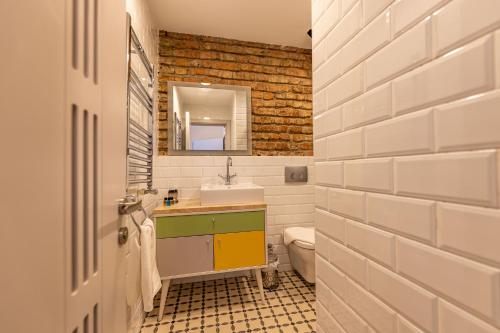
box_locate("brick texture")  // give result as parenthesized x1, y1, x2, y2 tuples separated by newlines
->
(157, 31, 313, 156)
(313, 0, 500, 332)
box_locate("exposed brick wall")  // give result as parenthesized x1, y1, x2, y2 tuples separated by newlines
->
(157, 31, 313, 156)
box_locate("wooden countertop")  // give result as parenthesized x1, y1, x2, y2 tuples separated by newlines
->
(153, 200, 267, 216)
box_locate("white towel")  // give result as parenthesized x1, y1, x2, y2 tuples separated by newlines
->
(140, 218, 162, 312)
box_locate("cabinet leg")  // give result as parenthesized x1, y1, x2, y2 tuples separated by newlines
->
(254, 268, 265, 304)
(158, 279, 170, 321)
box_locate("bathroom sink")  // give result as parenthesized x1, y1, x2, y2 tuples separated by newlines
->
(200, 183, 264, 205)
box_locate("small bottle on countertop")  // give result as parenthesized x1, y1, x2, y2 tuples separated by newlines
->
(168, 189, 178, 204)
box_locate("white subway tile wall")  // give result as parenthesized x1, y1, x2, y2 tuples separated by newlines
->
(312, 0, 500, 332)
(153, 155, 315, 272)
(125, 0, 159, 331)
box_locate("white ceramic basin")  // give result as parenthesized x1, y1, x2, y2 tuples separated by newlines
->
(200, 183, 264, 206)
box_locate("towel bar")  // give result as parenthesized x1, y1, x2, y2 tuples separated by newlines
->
(126, 15, 156, 194)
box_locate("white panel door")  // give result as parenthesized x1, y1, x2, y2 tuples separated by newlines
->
(65, 0, 129, 332)
(64, 0, 105, 331)
(0, 1, 129, 332)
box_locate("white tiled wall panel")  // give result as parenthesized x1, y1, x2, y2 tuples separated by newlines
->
(432, 0, 500, 56)
(314, 138, 328, 161)
(315, 209, 346, 242)
(346, 220, 395, 268)
(437, 203, 500, 265)
(329, 288, 371, 332)
(317, 254, 347, 298)
(397, 238, 500, 324)
(316, 186, 329, 210)
(368, 262, 438, 332)
(327, 127, 365, 160)
(330, 239, 367, 286)
(342, 82, 392, 130)
(316, 301, 347, 333)
(341, 0, 358, 16)
(328, 188, 365, 221)
(391, 0, 448, 36)
(313, 0, 341, 47)
(315, 52, 342, 91)
(366, 17, 432, 89)
(313, 89, 327, 113)
(340, 10, 391, 72)
(313, 40, 327, 71)
(316, 278, 332, 308)
(326, 64, 364, 108)
(316, 231, 330, 259)
(394, 150, 497, 206)
(362, 0, 394, 25)
(344, 157, 393, 193)
(434, 90, 500, 152)
(365, 109, 434, 157)
(326, 2, 363, 57)
(366, 193, 436, 243)
(345, 277, 397, 333)
(313, 0, 500, 331)
(316, 161, 344, 186)
(314, 106, 342, 138)
(398, 316, 426, 333)
(312, 0, 334, 25)
(438, 300, 500, 333)
(392, 35, 495, 114)
(154, 156, 314, 272)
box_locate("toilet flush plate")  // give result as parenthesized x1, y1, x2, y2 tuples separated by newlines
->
(285, 166, 308, 183)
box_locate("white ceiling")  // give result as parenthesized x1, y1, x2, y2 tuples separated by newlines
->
(147, 0, 312, 49)
(177, 86, 235, 106)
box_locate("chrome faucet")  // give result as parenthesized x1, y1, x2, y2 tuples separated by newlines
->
(219, 156, 237, 185)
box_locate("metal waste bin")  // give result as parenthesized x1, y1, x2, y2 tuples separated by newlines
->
(262, 243, 280, 290)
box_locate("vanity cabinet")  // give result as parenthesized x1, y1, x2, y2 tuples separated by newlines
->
(154, 204, 267, 320)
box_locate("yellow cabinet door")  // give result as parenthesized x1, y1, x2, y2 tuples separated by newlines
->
(214, 231, 266, 271)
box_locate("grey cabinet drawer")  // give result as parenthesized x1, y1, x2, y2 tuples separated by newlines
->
(156, 235, 213, 277)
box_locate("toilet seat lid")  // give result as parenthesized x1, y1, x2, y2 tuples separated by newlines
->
(284, 227, 315, 250)
(293, 239, 315, 250)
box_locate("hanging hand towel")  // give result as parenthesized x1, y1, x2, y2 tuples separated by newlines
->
(140, 217, 162, 312)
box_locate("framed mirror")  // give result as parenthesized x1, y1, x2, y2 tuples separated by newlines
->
(168, 82, 252, 155)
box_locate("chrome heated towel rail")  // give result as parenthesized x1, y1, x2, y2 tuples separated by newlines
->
(126, 15, 155, 193)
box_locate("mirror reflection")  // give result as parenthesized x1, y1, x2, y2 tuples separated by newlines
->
(170, 83, 251, 154)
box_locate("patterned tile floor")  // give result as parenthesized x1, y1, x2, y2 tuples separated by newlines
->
(141, 271, 316, 333)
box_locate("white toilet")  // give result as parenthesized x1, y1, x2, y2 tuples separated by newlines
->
(284, 227, 315, 283)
